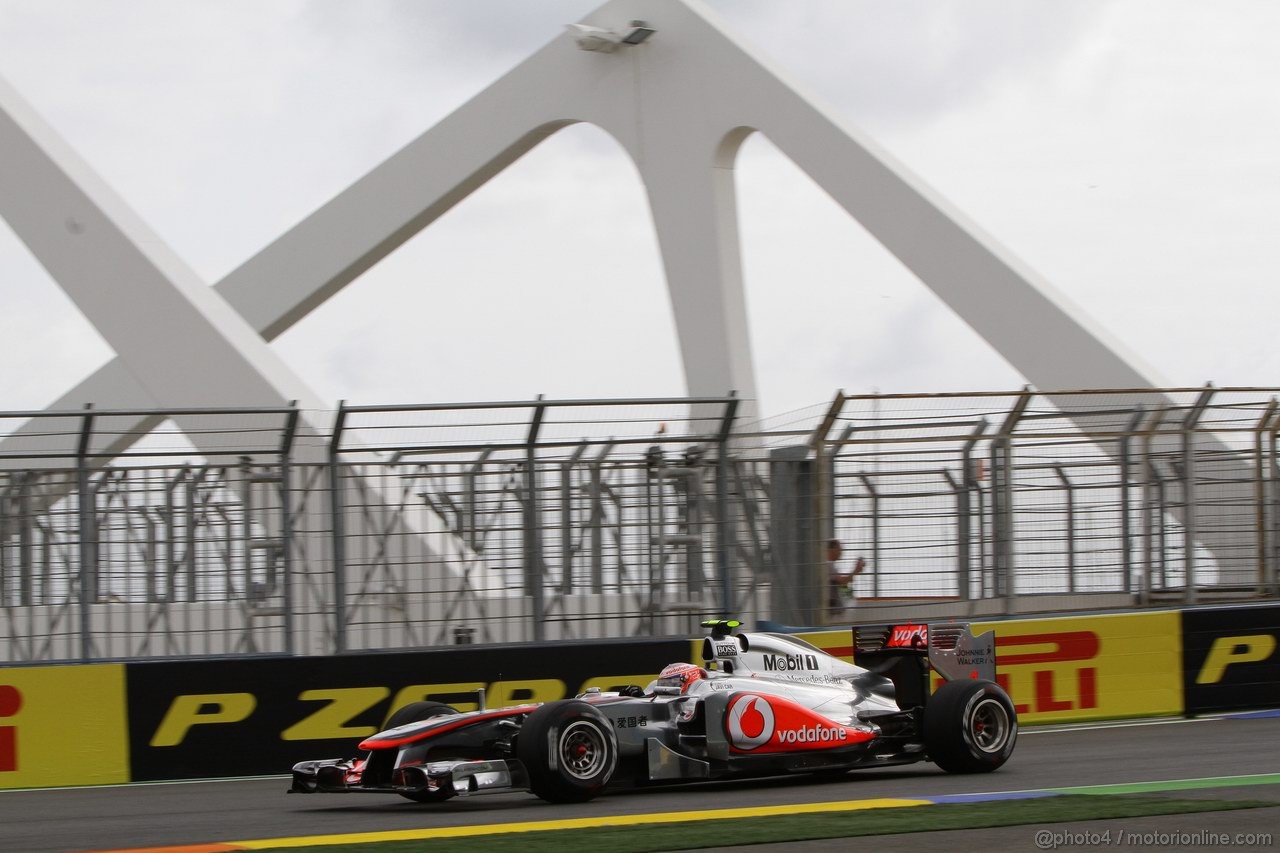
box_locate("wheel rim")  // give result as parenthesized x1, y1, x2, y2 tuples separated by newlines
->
(969, 697, 1011, 753)
(558, 720, 607, 780)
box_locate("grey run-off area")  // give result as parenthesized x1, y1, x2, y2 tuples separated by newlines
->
(0, 714, 1276, 853)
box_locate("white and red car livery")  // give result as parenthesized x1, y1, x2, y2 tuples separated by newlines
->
(291, 620, 1017, 805)
(724, 692, 873, 753)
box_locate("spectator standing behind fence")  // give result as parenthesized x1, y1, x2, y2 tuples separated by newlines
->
(827, 539, 866, 619)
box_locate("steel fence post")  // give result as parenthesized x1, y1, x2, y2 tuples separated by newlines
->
(976, 465, 990, 597)
(1119, 407, 1145, 597)
(184, 470, 198, 603)
(1156, 464, 1169, 590)
(465, 448, 491, 553)
(1270, 418, 1280, 597)
(989, 440, 1003, 598)
(959, 419, 988, 601)
(76, 405, 95, 662)
(808, 391, 845, 625)
(559, 443, 587, 596)
(1254, 400, 1277, 596)
(1140, 406, 1167, 603)
(993, 389, 1031, 606)
(943, 469, 964, 599)
(16, 472, 31, 608)
(857, 474, 880, 599)
(1182, 387, 1214, 605)
(716, 395, 739, 617)
(588, 443, 611, 595)
(329, 401, 347, 654)
(1054, 465, 1076, 594)
(525, 398, 546, 642)
(280, 403, 299, 655)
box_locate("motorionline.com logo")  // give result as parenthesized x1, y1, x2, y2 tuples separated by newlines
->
(1035, 829, 1273, 849)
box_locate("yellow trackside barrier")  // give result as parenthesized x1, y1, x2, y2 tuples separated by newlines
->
(971, 612, 1182, 724)
(806, 611, 1182, 725)
(0, 663, 130, 788)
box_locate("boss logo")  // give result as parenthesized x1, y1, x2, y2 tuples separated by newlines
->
(761, 653, 819, 672)
(714, 642, 739, 658)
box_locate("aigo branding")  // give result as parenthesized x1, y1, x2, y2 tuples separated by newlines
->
(724, 693, 858, 753)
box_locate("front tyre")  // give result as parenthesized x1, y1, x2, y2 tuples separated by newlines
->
(385, 700, 458, 731)
(924, 679, 1017, 773)
(517, 700, 618, 803)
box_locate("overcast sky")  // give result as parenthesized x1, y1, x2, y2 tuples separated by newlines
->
(1, 0, 1277, 421)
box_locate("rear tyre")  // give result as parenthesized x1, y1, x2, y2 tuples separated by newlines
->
(924, 679, 1017, 773)
(517, 700, 618, 803)
(382, 701, 459, 803)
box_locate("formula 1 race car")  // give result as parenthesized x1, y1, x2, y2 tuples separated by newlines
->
(290, 620, 1016, 804)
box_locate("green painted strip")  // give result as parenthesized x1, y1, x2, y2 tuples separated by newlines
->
(1046, 772, 1280, 796)
(214, 797, 1277, 853)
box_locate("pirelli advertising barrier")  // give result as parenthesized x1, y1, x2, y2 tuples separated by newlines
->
(1181, 603, 1280, 713)
(791, 614, 1184, 725)
(122, 638, 685, 782)
(2, 604, 1278, 788)
(974, 611, 1183, 724)
(0, 664, 130, 789)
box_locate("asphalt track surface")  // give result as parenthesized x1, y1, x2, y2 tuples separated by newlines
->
(3, 715, 1278, 853)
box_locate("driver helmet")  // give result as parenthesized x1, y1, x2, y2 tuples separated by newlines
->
(656, 662, 707, 694)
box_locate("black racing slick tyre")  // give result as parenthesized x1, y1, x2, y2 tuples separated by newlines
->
(382, 701, 459, 803)
(924, 679, 1017, 773)
(517, 700, 618, 803)
(385, 700, 458, 730)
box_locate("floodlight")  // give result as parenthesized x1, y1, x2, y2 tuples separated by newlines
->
(621, 23, 656, 45)
(566, 21, 655, 52)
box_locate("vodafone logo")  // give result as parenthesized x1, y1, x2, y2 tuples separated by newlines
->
(726, 695, 774, 750)
(726, 693, 861, 753)
(777, 724, 847, 744)
(888, 624, 928, 649)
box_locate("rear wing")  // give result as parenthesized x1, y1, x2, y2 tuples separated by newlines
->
(854, 621, 997, 709)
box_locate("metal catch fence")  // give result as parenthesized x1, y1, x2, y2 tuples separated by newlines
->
(2, 386, 1278, 663)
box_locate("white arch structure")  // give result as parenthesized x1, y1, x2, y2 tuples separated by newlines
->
(0, 0, 1248, 585)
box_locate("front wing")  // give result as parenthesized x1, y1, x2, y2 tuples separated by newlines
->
(291, 757, 527, 798)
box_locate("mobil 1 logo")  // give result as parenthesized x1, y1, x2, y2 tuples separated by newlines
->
(761, 653, 819, 673)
